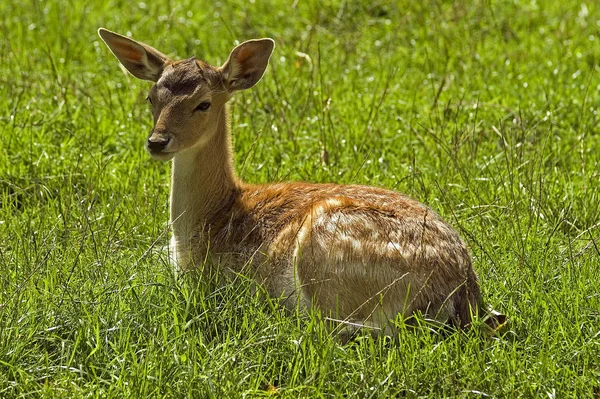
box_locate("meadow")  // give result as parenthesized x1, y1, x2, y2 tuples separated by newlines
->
(1, 0, 599, 397)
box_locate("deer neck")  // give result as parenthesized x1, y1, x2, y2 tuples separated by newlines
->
(169, 105, 240, 244)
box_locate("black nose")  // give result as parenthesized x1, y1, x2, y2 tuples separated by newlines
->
(146, 137, 170, 152)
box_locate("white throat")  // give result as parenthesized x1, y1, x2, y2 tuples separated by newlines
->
(168, 107, 239, 265)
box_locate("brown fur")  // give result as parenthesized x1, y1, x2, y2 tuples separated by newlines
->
(98, 29, 485, 334)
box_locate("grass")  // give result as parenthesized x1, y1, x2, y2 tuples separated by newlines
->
(1, 0, 599, 397)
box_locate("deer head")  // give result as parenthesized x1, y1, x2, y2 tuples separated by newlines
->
(98, 28, 274, 161)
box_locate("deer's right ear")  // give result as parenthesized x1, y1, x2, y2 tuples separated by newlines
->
(98, 28, 168, 82)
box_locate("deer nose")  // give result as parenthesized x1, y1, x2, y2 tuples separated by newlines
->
(146, 136, 170, 152)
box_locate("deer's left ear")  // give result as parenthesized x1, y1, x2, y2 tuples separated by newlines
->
(220, 38, 274, 92)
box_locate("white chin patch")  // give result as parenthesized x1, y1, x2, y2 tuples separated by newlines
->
(148, 150, 175, 161)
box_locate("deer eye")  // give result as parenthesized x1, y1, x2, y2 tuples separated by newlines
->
(194, 102, 211, 112)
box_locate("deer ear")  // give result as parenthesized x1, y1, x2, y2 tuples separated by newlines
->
(98, 28, 169, 82)
(221, 38, 274, 92)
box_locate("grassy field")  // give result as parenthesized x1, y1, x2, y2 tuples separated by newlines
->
(1, 0, 599, 397)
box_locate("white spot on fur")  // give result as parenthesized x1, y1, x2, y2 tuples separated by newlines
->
(386, 241, 403, 254)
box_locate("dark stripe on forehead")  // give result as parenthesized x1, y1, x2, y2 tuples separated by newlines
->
(158, 58, 220, 95)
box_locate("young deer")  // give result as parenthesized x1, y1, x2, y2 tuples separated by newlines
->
(99, 28, 496, 334)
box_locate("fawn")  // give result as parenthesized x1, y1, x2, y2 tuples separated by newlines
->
(98, 28, 501, 335)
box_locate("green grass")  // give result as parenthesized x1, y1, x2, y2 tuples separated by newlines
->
(1, 0, 599, 397)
